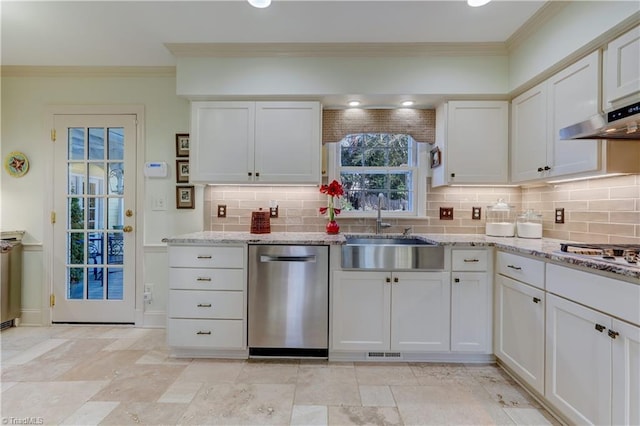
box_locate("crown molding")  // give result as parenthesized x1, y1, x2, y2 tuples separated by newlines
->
(506, 1, 569, 52)
(165, 42, 508, 58)
(0, 66, 176, 78)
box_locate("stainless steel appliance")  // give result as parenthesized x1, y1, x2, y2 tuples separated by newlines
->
(560, 100, 640, 140)
(248, 245, 329, 357)
(559, 242, 639, 268)
(1, 234, 23, 329)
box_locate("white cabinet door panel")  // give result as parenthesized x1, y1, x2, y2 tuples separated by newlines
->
(612, 319, 640, 426)
(605, 25, 640, 105)
(511, 83, 548, 183)
(451, 272, 490, 353)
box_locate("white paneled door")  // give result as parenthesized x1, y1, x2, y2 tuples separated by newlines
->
(52, 114, 137, 323)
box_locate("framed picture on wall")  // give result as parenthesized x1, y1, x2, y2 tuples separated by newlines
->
(175, 133, 190, 157)
(176, 159, 190, 183)
(176, 185, 195, 209)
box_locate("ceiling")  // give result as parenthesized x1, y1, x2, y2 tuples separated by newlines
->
(1, 0, 551, 108)
(1, 0, 549, 67)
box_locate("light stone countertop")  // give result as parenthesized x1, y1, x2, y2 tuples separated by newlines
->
(165, 231, 640, 281)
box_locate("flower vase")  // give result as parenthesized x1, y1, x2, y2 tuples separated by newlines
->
(326, 220, 340, 235)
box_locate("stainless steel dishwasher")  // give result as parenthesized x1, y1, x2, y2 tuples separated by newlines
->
(248, 245, 329, 358)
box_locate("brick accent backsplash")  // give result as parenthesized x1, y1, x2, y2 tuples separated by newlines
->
(322, 109, 435, 144)
(204, 175, 638, 242)
(521, 174, 640, 244)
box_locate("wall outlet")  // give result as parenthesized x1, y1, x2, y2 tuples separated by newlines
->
(555, 208, 565, 224)
(151, 195, 167, 211)
(472, 207, 482, 220)
(269, 206, 279, 218)
(440, 207, 454, 220)
(217, 204, 227, 218)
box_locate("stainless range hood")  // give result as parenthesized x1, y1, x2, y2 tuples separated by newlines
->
(559, 101, 640, 140)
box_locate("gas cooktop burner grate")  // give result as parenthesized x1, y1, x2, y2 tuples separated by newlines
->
(560, 243, 639, 265)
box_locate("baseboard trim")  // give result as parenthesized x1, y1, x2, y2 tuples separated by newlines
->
(329, 351, 495, 363)
(142, 310, 166, 328)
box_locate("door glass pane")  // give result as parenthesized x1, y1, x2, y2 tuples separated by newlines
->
(68, 163, 85, 196)
(108, 128, 124, 160)
(107, 269, 123, 300)
(88, 268, 104, 300)
(68, 232, 85, 264)
(108, 163, 124, 195)
(68, 128, 85, 160)
(107, 232, 123, 265)
(107, 198, 124, 230)
(88, 163, 105, 194)
(88, 128, 105, 160)
(68, 197, 84, 228)
(68, 267, 84, 299)
(87, 197, 104, 230)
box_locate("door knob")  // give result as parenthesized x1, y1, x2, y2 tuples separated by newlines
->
(122, 225, 133, 232)
(125, 209, 133, 217)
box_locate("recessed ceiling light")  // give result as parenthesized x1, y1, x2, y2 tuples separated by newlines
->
(348, 100, 361, 107)
(401, 100, 415, 107)
(248, 0, 271, 8)
(467, 0, 491, 6)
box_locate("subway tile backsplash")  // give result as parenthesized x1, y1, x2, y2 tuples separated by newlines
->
(204, 175, 639, 243)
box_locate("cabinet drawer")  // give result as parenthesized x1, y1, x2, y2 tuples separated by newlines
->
(169, 268, 244, 291)
(496, 251, 545, 289)
(168, 245, 244, 268)
(547, 263, 640, 326)
(167, 319, 244, 349)
(452, 249, 488, 271)
(169, 290, 244, 319)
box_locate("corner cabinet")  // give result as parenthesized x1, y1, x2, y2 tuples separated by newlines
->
(432, 101, 509, 187)
(605, 25, 640, 106)
(511, 51, 601, 183)
(190, 101, 321, 184)
(331, 270, 450, 353)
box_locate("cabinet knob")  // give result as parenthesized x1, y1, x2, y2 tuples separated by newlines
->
(255, 172, 260, 177)
(393, 277, 399, 283)
(450, 173, 456, 178)
(532, 297, 541, 304)
(595, 324, 606, 332)
(537, 167, 544, 172)
(454, 278, 460, 283)
(544, 166, 551, 171)
(386, 277, 391, 283)
(248, 172, 252, 177)
(607, 329, 619, 339)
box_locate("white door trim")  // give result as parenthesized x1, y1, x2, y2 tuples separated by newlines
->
(43, 105, 145, 326)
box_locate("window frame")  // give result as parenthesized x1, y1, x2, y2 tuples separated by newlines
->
(327, 134, 428, 218)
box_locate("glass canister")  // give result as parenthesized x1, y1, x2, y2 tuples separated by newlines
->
(486, 199, 516, 237)
(517, 209, 543, 239)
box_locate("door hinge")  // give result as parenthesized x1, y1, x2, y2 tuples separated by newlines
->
(50, 294, 55, 307)
(50, 129, 56, 142)
(50, 211, 56, 224)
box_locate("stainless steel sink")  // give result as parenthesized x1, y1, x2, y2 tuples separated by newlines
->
(341, 236, 444, 270)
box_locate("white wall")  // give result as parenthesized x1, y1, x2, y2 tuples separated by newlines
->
(509, 1, 639, 93)
(1, 73, 199, 325)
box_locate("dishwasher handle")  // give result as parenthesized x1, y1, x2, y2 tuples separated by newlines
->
(260, 255, 317, 263)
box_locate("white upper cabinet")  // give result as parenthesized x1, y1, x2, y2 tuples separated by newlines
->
(432, 101, 509, 187)
(511, 52, 601, 183)
(190, 101, 321, 184)
(604, 25, 640, 107)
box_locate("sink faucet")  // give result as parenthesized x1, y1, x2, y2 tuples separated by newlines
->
(376, 193, 392, 234)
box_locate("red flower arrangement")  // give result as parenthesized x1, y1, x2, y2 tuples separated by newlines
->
(319, 179, 344, 222)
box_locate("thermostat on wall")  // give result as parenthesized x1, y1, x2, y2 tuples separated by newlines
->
(144, 162, 168, 178)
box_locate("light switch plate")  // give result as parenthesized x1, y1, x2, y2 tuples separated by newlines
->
(440, 207, 454, 220)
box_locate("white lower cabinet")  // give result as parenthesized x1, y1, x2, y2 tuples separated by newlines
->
(545, 260, 640, 426)
(545, 294, 613, 425)
(495, 275, 545, 395)
(331, 270, 450, 352)
(451, 249, 492, 353)
(167, 245, 247, 355)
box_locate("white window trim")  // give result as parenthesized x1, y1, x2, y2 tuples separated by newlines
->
(326, 140, 428, 219)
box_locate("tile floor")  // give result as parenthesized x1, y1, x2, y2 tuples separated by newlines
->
(0, 326, 561, 425)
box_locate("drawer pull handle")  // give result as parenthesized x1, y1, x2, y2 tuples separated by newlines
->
(532, 297, 541, 304)
(464, 259, 479, 263)
(595, 324, 606, 332)
(608, 329, 619, 339)
(197, 303, 212, 308)
(197, 255, 212, 259)
(197, 277, 212, 282)
(507, 265, 522, 271)
(196, 331, 212, 335)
